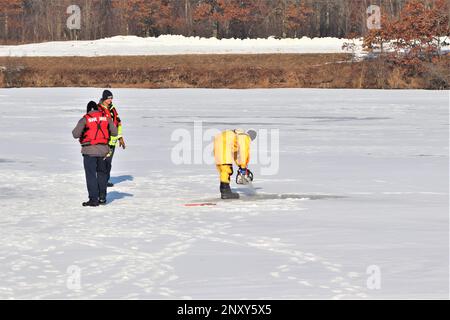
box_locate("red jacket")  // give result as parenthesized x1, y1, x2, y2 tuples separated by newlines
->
(80, 111, 110, 146)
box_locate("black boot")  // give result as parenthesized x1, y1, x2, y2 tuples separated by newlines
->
(83, 199, 99, 207)
(220, 183, 240, 200)
(107, 182, 114, 188)
(99, 195, 107, 206)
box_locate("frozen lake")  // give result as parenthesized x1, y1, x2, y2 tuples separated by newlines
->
(0, 88, 448, 299)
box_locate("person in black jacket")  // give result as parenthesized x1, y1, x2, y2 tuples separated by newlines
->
(98, 90, 126, 187)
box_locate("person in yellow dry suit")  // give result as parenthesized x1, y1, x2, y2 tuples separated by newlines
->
(214, 129, 257, 199)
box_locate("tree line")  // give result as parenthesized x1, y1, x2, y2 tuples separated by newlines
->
(0, 0, 448, 44)
(364, 0, 448, 67)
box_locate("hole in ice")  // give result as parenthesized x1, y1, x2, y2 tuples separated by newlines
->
(192, 193, 346, 203)
(0, 159, 15, 163)
(237, 193, 346, 201)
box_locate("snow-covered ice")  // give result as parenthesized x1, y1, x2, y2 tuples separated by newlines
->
(0, 88, 448, 299)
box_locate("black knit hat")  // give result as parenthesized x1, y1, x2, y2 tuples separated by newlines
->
(247, 130, 257, 141)
(87, 101, 98, 113)
(102, 90, 113, 101)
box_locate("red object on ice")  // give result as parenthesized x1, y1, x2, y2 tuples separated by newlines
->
(184, 203, 217, 207)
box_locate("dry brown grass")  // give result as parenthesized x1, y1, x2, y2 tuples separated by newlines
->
(0, 54, 448, 89)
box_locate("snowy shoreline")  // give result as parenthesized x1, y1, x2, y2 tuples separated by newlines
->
(0, 35, 364, 57)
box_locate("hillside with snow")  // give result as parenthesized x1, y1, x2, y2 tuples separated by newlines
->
(0, 35, 364, 57)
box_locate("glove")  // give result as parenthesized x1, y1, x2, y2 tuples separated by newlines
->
(238, 168, 248, 176)
(236, 167, 254, 185)
(119, 137, 126, 150)
(103, 148, 114, 160)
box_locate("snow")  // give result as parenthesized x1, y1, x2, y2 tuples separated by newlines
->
(1, 35, 448, 58)
(0, 88, 448, 299)
(0, 35, 362, 57)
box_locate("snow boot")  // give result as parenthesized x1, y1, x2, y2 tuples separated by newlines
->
(99, 195, 107, 206)
(220, 183, 240, 200)
(83, 200, 99, 207)
(107, 182, 114, 188)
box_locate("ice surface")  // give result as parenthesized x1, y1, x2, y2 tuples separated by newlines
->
(0, 88, 448, 299)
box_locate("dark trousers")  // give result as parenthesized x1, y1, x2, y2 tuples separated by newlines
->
(83, 155, 108, 201)
(106, 146, 116, 183)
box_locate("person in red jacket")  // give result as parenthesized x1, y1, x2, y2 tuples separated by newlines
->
(72, 101, 118, 207)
